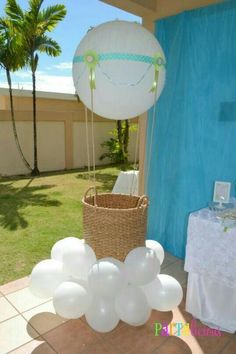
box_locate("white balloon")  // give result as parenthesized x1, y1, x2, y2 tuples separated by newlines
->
(85, 297, 119, 333)
(115, 285, 151, 326)
(68, 277, 88, 289)
(145, 240, 165, 265)
(30, 259, 68, 299)
(125, 247, 160, 286)
(88, 260, 126, 298)
(100, 257, 124, 271)
(63, 243, 97, 280)
(73, 20, 166, 120)
(53, 281, 91, 319)
(100, 257, 128, 284)
(143, 274, 183, 311)
(51, 237, 83, 262)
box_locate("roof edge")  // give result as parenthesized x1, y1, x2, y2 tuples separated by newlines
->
(0, 87, 77, 101)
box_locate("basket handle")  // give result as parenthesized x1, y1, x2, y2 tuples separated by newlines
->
(137, 195, 149, 208)
(84, 186, 98, 206)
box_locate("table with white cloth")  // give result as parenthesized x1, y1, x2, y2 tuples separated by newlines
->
(112, 170, 139, 195)
(184, 206, 236, 333)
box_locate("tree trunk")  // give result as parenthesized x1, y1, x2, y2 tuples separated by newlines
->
(6, 69, 32, 172)
(117, 120, 122, 146)
(31, 70, 40, 176)
(123, 119, 129, 163)
(116, 120, 124, 161)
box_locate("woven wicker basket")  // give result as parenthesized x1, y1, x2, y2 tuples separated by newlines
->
(82, 187, 148, 261)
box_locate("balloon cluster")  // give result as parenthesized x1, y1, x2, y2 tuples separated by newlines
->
(29, 237, 183, 333)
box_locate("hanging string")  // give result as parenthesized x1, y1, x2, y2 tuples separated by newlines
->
(74, 62, 152, 89)
(78, 50, 164, 198)
(145, 71, 159, 195)
(130, 120, 140, 195)
(98, 62, 153, 87)
(144, 55, 164, 195)
(81, 50, 99, 205)
(84, 106, 91, 181)
(73, 52, 165, 89)
(133, 120, 140, 171)
(90, 88, 96, 188)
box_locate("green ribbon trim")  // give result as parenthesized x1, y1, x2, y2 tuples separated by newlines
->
(73, 52, 166, 66)
(150, 52, 165, 93)
(74, 51, 166, 92)
(84, 50, 100, 89)
(150, 68, 159, 93)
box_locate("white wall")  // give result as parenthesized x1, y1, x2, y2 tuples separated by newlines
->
(0, 121, 65, 175)
(73, 121, 138, 168)
(0, 120, 138, 176)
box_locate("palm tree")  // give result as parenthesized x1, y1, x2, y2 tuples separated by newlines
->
(0, 18, 32, 172)
(6, 0, 67, 176)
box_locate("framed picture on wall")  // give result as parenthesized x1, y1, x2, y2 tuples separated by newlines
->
(213, 181, 231, 204)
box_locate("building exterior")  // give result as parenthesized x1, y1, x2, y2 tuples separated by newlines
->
(0, 88, 137, 176)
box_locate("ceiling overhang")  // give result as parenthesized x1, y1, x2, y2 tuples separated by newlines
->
(100, 0, 222, 21)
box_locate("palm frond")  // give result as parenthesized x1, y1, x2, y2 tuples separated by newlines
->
(0, 17, 11, 32)
(35, 35, 61, 57)
(28, 0, 44, 19)
(37, 5, 67, 33)
(5, 0, 24, 22)
(0, 33, 6, 69)
(0, 17, 27, 71)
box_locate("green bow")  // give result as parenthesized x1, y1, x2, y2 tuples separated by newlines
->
(150, 53, 165, 93)
(84, 50, 99, 90)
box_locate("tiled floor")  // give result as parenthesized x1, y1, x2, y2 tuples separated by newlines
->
(0, 253, 235, 354)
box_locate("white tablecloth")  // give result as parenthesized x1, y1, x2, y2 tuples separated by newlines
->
(186, 272, 236, 333)
(185, 208, 236, 288)
(185, 207, 236, 332)
(112, 170, 139, 195)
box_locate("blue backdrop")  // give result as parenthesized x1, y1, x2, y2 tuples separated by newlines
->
(146, 0, 236, 259)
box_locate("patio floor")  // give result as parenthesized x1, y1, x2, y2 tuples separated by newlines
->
(0, 253, 235, 354)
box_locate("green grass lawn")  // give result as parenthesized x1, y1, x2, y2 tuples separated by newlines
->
(0, 165, 122, 285)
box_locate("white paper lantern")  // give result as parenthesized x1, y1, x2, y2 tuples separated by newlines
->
(73, 20, 166, 120)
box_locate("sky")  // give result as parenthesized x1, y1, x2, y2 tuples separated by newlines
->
(0, 0, 140, 93)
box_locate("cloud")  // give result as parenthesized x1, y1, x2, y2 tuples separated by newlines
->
(12, 71, 32, 79)
(53, 62, 73, 70)
(0, 72, 75, 93)
(36, 73, 74, 93)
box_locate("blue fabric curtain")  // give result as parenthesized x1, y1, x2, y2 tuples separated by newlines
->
(146, 0, 236, 259)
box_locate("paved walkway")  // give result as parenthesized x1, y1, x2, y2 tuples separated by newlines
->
(0, 253, 235, 354)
